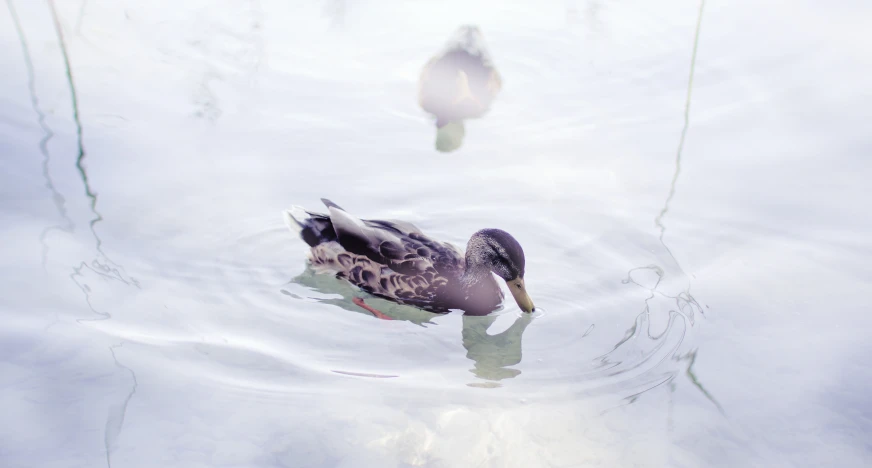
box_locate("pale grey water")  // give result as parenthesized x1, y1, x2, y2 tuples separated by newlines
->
(1, 1, 871, 467)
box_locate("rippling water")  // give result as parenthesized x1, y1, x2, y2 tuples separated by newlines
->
(2, 0, 871, 467)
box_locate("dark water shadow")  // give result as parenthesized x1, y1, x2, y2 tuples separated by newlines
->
(285, 267, 533, 384)
(418, 25, 502, 153)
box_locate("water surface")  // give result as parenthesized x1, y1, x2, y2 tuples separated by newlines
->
(1, 1, 871, 467)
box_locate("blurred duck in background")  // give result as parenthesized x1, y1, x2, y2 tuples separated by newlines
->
(418, 25, 502, 152)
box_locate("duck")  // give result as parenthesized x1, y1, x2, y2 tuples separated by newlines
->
(418, 25, 502, 152)
(283, 199, 534, 316)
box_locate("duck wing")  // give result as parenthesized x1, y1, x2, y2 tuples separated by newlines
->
(321, 199, 401, 264)
(321, 199, 463, 277)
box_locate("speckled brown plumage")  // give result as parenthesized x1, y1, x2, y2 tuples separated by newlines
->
(285, 199, 506, 315)
(308, 241, 452, 310)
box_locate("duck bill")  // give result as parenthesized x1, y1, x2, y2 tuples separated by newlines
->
(506, 277, 535, 313)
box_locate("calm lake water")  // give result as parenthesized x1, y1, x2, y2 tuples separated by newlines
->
(2, 1, 871, 467)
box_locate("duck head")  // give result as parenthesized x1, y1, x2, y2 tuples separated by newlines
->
(464, 229, 535, 313)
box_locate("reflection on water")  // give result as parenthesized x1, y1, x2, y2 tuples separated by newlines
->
(607, 265, 721, 412)
(14, 3, 143, 465)
(45, 0, 138, 321)
(462, 313, 532, 383)
(7, 0, 139, 322)
(5, 0, 71, 267)
(104, 342, 138, 468)
(418, 25, 502, 152)
(287, 267, 535, 384)
(655, 0, 705, 244)
(602, 0, 713, 412)
(290, 266, 534, 381)
(284, 266, 438, 326)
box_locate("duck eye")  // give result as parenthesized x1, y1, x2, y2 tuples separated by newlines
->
(516, 283, 522, 290)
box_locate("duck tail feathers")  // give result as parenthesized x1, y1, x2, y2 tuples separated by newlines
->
(283, 205, 337, 247)
(320, 198, 345, 211)
(283, 206, 310, 230)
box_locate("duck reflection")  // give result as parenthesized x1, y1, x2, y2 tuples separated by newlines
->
(418, 25, 502, 152)
(462, 313, 532, 381)
(285, 266, 437, 326)
(285, 267, 531, 382)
